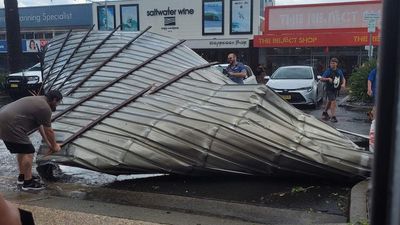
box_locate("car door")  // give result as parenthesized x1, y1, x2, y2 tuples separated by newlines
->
(313, 68, 324, 100)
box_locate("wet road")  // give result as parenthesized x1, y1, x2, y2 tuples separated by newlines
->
(0, 94, 371, 218)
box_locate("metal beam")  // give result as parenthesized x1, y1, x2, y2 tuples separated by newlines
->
(60, 85, 152, 147)
(45, 25, 95, 92)
(66, 26, 152, 95)
(370, 0, 400, 224)
(54, 25, 121, 92)
(38, 29, 73, 94)
(150, 62, 218, 95)
(51, 39, 185, 122)
(60, 62, 216, 147)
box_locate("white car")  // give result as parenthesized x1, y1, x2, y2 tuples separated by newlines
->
(266, 66, 324, 107)
(213, 64, 257, 84)
(6, 63, 43, 99)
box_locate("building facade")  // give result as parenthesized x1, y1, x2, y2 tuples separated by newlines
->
(254, 1, 382, 76)
(90, 0, 263, 67)
(0, 0, 264, 71)
(0, 4, 93, 70)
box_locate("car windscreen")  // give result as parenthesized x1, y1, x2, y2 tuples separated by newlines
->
(28, 65, 41, 71)
(271, 67, 312, 79)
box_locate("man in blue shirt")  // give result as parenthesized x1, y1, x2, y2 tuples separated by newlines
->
(367, 67, 377, 100)
(225, 53, 247, 84)
(320, 57, 346, 123)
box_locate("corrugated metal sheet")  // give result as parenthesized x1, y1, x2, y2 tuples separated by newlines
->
(36, 29, 372, 180)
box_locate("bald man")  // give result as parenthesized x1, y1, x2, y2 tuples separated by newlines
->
(225, 53, 247, 84)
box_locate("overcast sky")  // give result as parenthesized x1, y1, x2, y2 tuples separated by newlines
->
(0, 0, 373, 8)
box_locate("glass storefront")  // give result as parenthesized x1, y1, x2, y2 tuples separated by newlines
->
(258, 46, 378, 77)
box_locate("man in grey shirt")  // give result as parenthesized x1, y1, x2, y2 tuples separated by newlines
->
(0, 90, 62, 191)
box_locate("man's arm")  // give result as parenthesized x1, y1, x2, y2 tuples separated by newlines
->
(42, 126, 61, 153)
(367, 80, 373, 96)
(228, 64, 247, 78)
(341, 77, 346, 88)
(39, 125, 51, 147)
(228, 69, 247, 78)
(320, 70, 332, 83)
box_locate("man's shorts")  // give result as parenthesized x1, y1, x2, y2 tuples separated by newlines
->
(326, 89, 338, 101)
(3, 141, 35, 154)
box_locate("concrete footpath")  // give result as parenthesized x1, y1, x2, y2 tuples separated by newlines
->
(0, 178, 371, 225)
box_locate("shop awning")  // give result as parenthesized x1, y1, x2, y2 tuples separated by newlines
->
(36, 28, 372, 180)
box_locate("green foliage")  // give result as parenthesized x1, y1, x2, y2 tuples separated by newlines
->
(348, 60, 376, 102)
(348, 219, 369, 225)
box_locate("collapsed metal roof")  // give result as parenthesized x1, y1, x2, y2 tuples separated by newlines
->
(36, 27, 372, 180)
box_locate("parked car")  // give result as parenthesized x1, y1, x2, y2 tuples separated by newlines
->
(265, 66, 323, 107)
(213, 64, 257, 84)
(5, 63, 43, 99)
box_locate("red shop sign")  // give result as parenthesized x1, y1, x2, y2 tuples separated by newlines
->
(254, 31, 380, 47)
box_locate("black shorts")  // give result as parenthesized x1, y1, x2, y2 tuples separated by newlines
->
(326, 89, 338, 101)
(3, 141, 35, 154)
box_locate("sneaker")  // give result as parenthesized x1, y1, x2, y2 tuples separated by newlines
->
(322, 111, 330, 120)
(330, 116, 338, 123)
(21, 179, 45, 191)
(17, 174, 41, 185)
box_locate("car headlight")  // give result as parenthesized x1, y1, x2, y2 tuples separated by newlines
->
(295, 86, 313, 92)
(26, 76, 39, 83)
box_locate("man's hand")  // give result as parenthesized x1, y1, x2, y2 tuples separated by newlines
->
(328, 78, 333, 83)
(44, 143, 61, 157)
(51, 143, 61, 153)
(367, 89, 373, 97)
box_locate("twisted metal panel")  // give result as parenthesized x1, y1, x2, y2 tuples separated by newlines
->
(37, 30, 372, 180)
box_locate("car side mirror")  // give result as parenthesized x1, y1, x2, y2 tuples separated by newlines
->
(317, 75, 322, 80)
(264, 76, 270, 83)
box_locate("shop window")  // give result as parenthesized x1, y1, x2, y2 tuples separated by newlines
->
(44, 32, 53, 39)
(54, 31, 67, 36)
(34, 32, 44, 39)
(120, 4, 140, 31)
(202, 0, 224, 35)
(230, 0, 253, 35)
(24, 32, 34, 39)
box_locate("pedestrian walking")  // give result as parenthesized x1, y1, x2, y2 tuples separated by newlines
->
(255, 64, 266, 84)
(320, 58, 346, 123)
(367, 66, 377, 101)
(367, 65, 378, 121)
(224, 53, 247, 84)
(0, 90, 63, 191)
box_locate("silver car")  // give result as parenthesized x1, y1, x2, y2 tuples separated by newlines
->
(266, 66, 324, 107)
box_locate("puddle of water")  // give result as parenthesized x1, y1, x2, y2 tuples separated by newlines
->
(58, 165, 164, 186)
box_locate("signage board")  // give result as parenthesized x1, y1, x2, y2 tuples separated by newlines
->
(0, 4, 92, 28)
(143, 1, 198, 37)
(0, 39, 46, 52)
(363, 12, 379, 20)
(254, 31, 380, 47)
(368, 19, 376, 32)
(265, 1, 382, 31)
(185, 38, 249, 49)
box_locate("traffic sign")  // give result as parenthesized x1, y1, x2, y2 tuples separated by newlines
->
(363, 12, 379, 21)
(368, 19, 376, 33)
